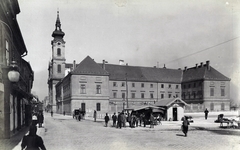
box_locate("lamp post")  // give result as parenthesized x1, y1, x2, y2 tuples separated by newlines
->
(125, 73, 129, 116)
(8, 61, 20, 82)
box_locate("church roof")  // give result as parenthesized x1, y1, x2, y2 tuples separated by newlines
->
(104, 64, 182, 83)
(71, 56, 109, 76)
(182, 65, 230, 82)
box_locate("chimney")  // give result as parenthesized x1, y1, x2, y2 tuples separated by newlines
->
(200, 62, 203, 67)
(163, 64, 166, 69)
(184, 66, 187, 71)
(119, 60, 124, 65)
(206, 60, 210, 70)
(102, 60, 106, 70)
(195, 63, 198, 69)
(73, 60, 76, 70)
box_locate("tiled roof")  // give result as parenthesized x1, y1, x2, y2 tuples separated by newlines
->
(104, 64, 182, 83)
(71, 56, 109, 76)
(182, 65, 230, 82)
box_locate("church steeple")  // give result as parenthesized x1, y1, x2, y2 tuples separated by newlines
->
(52, 11, 65, 38)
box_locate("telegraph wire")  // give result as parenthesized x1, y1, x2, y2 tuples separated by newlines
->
(161, 36, 239, 65)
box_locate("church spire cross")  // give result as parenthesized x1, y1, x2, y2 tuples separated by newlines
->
(55, 10, 61, 31)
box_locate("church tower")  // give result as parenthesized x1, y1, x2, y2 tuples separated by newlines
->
(48, 11, 66, 113)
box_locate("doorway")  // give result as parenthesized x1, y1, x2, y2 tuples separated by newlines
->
(173, 107, 178, 121)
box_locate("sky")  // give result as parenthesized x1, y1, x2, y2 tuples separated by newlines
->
(17, 0, 240, 104)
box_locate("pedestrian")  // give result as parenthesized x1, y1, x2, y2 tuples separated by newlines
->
(128, 114, 132, 127)
(37, 112, 44, 128)
(93, 110, 97, 122)
(21, 125, 46, 150)
(139, 113, 143, 126)
(50, 110, 53, 117)
(181, 116, 190, 137)
(78, 113, 81, 121)
(150, 113, 154, 128)
(63, 111, 65, 116)
(122, 112, 126, 127)
(117, 112, 122, 129)
(104, 113, 110, 127)
(204, 108, 209, 120)
(112, 112, 117, 127)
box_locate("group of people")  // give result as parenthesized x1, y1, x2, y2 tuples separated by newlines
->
(21, 111, 46, 150)
(103, 111, 159, 129)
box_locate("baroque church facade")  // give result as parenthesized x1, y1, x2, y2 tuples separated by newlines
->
(48, 12, 231, 118)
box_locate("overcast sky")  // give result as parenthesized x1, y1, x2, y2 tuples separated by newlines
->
(17, 0, 240, 104)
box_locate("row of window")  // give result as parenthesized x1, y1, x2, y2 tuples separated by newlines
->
(113, 82, 179, 89)
(80, 84, 101, 94)
(183, 82, 202, 89)
(80, 103, 101, 111)
(112, 92, 179, 99)
(210, 87, 225, 96)
(182, 88, 225, 99)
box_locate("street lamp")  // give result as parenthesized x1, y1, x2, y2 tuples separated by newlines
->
(7, 61, 20, 82)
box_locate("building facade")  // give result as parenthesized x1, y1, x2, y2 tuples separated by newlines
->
(49, 12, 231, 118)
(0, 0, 34, 138)
(182, 61, 231, 112)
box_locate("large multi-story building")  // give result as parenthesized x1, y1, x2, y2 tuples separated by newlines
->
(0, 0, 34, 138)
(182, 61, 231, 112)
(49, 12, 231, 118)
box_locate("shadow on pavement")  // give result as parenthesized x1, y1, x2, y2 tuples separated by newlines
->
(176, 134, 185, 137)
(0, 126, 29, 150)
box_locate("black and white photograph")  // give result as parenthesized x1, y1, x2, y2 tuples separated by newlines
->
(0, 0, 240, 149)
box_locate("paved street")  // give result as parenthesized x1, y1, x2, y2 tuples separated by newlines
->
(5, 112, 239, 150)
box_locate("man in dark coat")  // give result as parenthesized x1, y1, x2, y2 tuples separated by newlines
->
(181, 116, 190, 137)
(37, 112, 44, 128)
(112, 113, 117, 127)
(104, 113, 110, 127)
(21, 125, 46, 150)
(117, 112, 122, 129)
(204, 108, 209, 120)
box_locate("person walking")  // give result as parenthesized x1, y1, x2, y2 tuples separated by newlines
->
(21, 125, 46, 150)
(93, 110, 97, 122)
(150, 113, 154, 128)
(104, 113, 110, 127)
(37, 112, 44, 128)
(50, 110, 53, 117)
(117, 112, 122, 129)
(112, 113, 117, 127)
(181, 116, 190, 137)
(204, 108, 209, 120)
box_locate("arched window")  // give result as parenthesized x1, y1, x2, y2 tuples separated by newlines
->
(221, 103, 225, 111)
(57, 64, 61, 73)
(57, 48, 61, 56)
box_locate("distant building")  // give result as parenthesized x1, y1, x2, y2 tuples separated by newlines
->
(49, 12, 231, 118)
(182, 61, 231, 112)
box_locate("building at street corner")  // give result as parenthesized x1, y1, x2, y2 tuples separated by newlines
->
(48, 12, 231, 118)
(0, 0, 34, 138)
